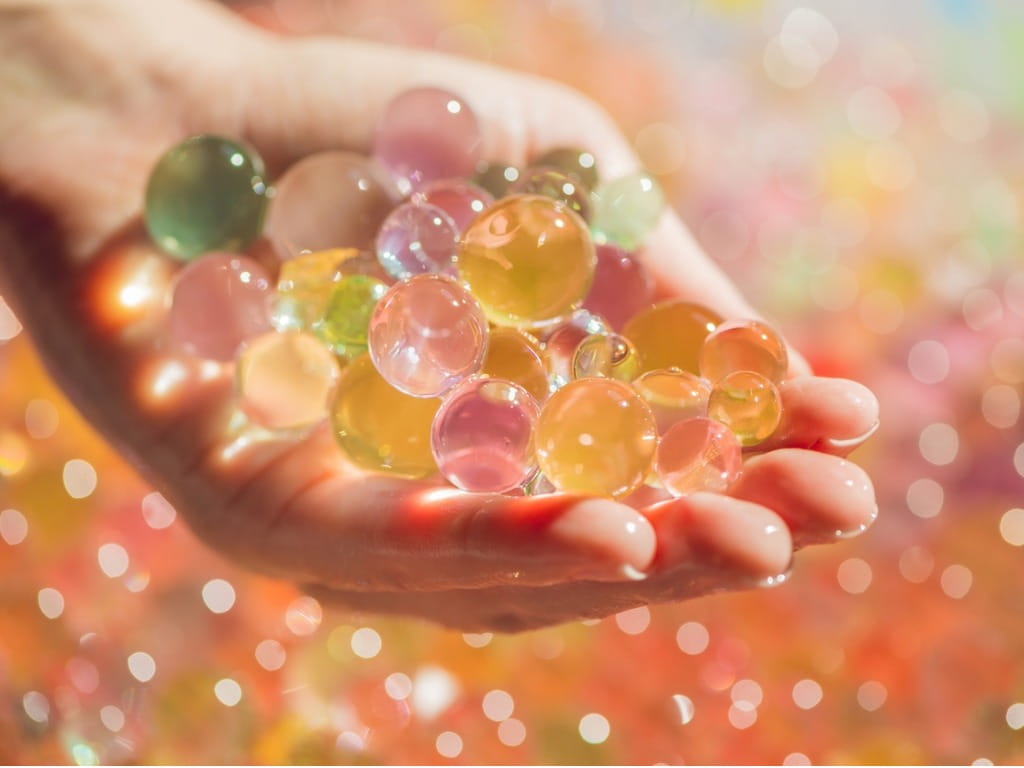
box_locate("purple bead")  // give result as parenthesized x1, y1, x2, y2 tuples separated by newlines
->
(431, 377, 540, 493)
(168, 252, 272, 361)
(368, 275, 489, 397)
(376, 202, 459, 280)
(582, 244, 655, 331)
(373, 87, 483, 195)
(412, 178, 494, 232)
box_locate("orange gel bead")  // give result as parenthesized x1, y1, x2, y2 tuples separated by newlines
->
(699, 319, 789, 384)
(707, 370, 782, 446)
(655, 417, 742, 496)
(624, 301, 722, 375)
(632, 368, 711, 434)
(571, 333, 640, 382)
(481, 327, 550, 402)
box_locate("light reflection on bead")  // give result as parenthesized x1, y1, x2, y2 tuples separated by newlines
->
(699, 319, 789, 384)
(707, 370, 782, 446)
(655, 417, 742, 496)
(472, 161, 521, 198)
(633, 369, 711, 434)
(571, 333, 639, 382)
(532, 146, 599, 189)
(511, 166, 592, 221)
(481, 327, 549, 402)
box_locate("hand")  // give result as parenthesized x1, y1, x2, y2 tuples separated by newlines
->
(0, 0, 878, 632)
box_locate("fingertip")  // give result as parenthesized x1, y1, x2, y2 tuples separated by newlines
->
(545, 497, 657, 577)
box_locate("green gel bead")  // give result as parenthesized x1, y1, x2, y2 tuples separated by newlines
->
(317, 274, 389, 356)
(532, 146, 600, 189)
(145, 135, 268, 260)
(591, 171, 665, 251)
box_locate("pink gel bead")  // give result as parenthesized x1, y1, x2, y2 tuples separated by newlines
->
(169, 252, 272, 361)
(412, 178, 494, 232)
(368, 274, 488, 397)
(654, 417, 743, 496)
(373, 87, 483, 195)
(376, 202, 459, 280)
(431, 377, 540, 493)
(582, 244, 655, 331)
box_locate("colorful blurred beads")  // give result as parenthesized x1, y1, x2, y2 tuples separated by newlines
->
(633, 368, 711, 433)
(571, 333, 639, 382)
(330, 354, 439, 477)
(532, 146, 599, 189)
(707, 370, 782, 447)
(264, 151, 398, 255)
(472, 161, 521, 198)
(458, 195, 596, 327)
(583, 244, 655, 330)
(318, 275, 389, 356)
(272, 248, 356, 332)
(368, 275, 488, 397)
(376, 202, 459, 280)
(412, 179, 494, 232)
(373, 87, 483, 195)
(654, 417, 743, 496)
(236, 331, 341, 431)
(535, 378, 657, 498)
(481, 328, 550, 402)
(700, 319, 789, 384)
(625, 301, 722, 375)
(145, 135, 268, 260)
(511, 167, 592, 221)
(431, 377, 540, 492)
(168, 253, 272, 361)
(591, 171, 665, 250)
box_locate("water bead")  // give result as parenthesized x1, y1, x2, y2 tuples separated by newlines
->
(318, 274, 389, 356)
(624, 301, 723, 375)
(412, 179, 494, 232)
(707, 370, 782, 447)
(368, 275, 488, 397)
(481, 328, 550, 402)
(330, 354, 439, 477)
(542, 310, 609, 387)
(633, 369, 711, 434)
(264, 151, 399, 255)
(168, 253, 272, 361)
(376, 202, 459, 280)
(431, 377, 540, 493)
(473, 161, 521, 199)
(511, 167, 592, 221)
(272, 248, 357, 332)
(236, 331, 341, 431)
(373, 87, 483, 195)
(571, 333, 640, 382)
(655, 417, 743, 496)
(458, 195, 596, 327)
(145, 135, 268, 260)
(591, 171, 665, 250)
(535, 378, 657, 498)
(532, 146, 599, 190)
(582, 244, 655, 331)
(699, 319, 789, 384)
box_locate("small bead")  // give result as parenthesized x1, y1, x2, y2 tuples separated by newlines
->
(472, 161, 522, 198)
(511, 167, 592, 221)
(707, 370, 782, 446)
(376, 202, 459, 280)
(272, 248, 358, 332)
(541, 310, 609, 388)
(591, 171, 665, 250)
(582, 244, 654, 331)
(571, 333, 640, 382)
(531, 146, 599, 190)
(318, 274, 390, 357)
(655, 417, 742, 496)
(700, 319, 789, 384)
(633, 368, 711, 433)
(412, 178, 494, 233)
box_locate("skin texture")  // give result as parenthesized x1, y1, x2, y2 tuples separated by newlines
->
(0, 0, 879, 632)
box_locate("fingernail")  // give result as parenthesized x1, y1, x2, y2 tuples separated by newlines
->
(824, 420, 880, 451)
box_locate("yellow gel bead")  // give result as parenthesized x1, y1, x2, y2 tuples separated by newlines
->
(330, 354, 440, 477)
(632, 368, 711, 433)
(535, 378, 657, 498)
(481, 327, 550, 402)
(624, 301, 722, 375)
(699, 319, 789, 384)
(272, 248, 360, 331)
(707, 370, 782, 446)
(457, 195, 596, 327)
(571, 333, 639, 382)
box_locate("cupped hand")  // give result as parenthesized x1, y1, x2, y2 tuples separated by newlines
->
(0, 0, 878, 632)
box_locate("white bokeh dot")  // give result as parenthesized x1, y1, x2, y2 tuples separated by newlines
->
(351, 627, 382, 659)
(285, 596, 322, 636)
(141, 492, 176, 529)
(497, 717, 527, 747)
(672, 694, 695, 725)
(1016, 443, 1024, 478)
(22, 691, 49, 723)
(792, 679, 823, 710)
(384, 672, 413, 701)
(64, 459, 98, 499)
(919, 423, 959, 466)
(214, 678, 242, 707)
(24, 399, 59, 439)
(614, 605, 651, 635)
(999, 508, 1024, 546)
(100, 705, 125, 733)
(857, 681, 888, 711)
(676, 621, 710, 655)
(97, 543, 130, 579)
(837, 558, 873, 594)
(202, 579, 236, 614)
(127, 651, 156, 683)
(412, 666, 460, 720)
(37, 587, 65, 619)
(435, 731, 463, 759)
(1007, 702, 1024, 730)
(462, 632, 492, 648)
(0, 508, 28, 545)
(907, 340, 950, 384)
(255, 639, 286, 671)
(482, 689, 515, 722)
(940, 564, 973, 599)
(728, 703, 758, 729)
(906, 478, 944, 519)
(731, 679, 764, 709)
(899, 546, 934, 583)
(783, 752, 812, 766)
(981, 384, 1020, 429)
(579, 712, 610, 744)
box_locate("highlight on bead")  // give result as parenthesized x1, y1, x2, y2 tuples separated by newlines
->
(699, 319, 789, 384)
(571, 333, 640, 382)
(633, 368, 712, 434)
(707, 370, 782, 446)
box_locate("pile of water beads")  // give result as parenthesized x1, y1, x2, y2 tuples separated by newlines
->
(144, 86, 789, 501)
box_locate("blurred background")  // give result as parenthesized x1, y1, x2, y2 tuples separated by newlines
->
(2, 0, 1023, 763)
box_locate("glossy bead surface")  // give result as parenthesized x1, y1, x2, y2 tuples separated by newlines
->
(633, 369, 711, 434)
(373, 87, 483, 195)
(571, 333, 640, 382)
(624, 301, 722, 375)
(582, 244, 655, 331)
(591, 171, 665, 250)
(458, 195, 596, 327)
(412, 179, 494, 233)
(532, 146, 599, 189)
(707, 370, 782, 446)
(699, 319, 789, 384)
(511, 167, 592, 221)
(655, 417, 743, 496)
(368, 275, 488, 397)
(145, 135, 268, 260)
(481, 327, 550, 402)
(168, 253, 272, 361)
(264, 151, 398, 255)
(271, 248, 356, 332)
(318, 275, 390, 356)
(535, 378, 657, 498)
(236, 331, 341, 431)
(376, 202, 459, 280)
(330, 354, 440, 477)
(431, 377, 540, 493)
(543, 310, 609, 387)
